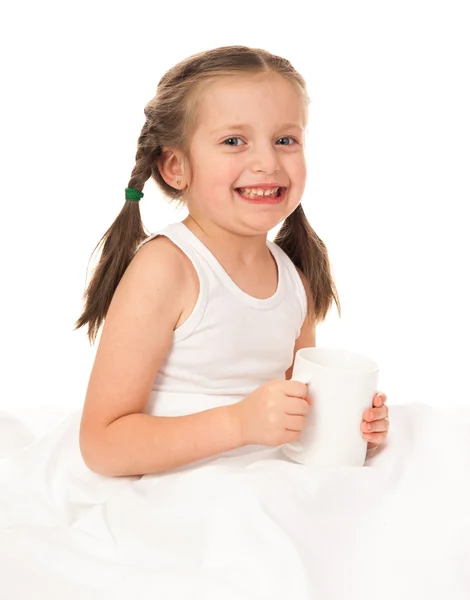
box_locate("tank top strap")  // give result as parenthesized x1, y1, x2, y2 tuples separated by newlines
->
(134, 221, 306, 323)
(171, 224, 286, 310)
(267, 240, 308, 325)
(133, 222, 210, 343)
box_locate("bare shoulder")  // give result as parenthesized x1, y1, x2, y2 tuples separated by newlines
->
(134, 233, 189, 273)
(139, 235, 200, 328)
(295, 266, 309, 290)
(79, 233, 198, 452)
(285, 267, 316, 379)
(121, 234, 191, 322)
(295, 266, 315, 323)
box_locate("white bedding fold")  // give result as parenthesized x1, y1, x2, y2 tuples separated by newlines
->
(1, 402, 469, 599)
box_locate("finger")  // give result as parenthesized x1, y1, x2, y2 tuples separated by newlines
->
(286, 397, 310, 416)
(363, 405, 388, 422)
(285, 415, 307, 432)
(284, 429, 302, 444)
(363, 431, 387, 444)
(284, 380, 308, 399)
(362, 417, 390, 434)
(373, 392, 387, 407)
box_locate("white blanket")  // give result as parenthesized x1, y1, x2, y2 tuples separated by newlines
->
(1, 403, 470, 599)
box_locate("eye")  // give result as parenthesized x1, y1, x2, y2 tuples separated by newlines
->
(276, 136, 297, 145)
(222, 137, 244, 146)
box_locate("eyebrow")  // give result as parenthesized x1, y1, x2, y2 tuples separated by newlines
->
(210, 123, 303, 134)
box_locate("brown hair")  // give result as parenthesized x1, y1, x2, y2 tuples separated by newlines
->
(74, 45, 340, 345)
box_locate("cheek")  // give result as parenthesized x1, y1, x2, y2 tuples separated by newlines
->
(213, 161, 240, 186)
(292, 154, 307, 181)
(290, 159, 307, 193)
(189, 166, 233, 211)
(193, 159, 238, 190)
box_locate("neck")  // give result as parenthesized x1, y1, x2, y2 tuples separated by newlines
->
(182, 214, 270, 266)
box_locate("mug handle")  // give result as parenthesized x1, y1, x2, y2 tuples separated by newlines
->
(283, 373, 311, 453)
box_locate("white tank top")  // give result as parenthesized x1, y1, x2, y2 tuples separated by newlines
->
(134, 222, 307, 419)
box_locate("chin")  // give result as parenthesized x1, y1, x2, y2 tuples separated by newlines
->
(244, 213, 287, 233)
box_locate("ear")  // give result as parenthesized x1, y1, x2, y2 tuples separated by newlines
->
(157, 147, 187, 189)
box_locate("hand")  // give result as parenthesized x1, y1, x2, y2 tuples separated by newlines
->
(233, 380, 311, 447)
(361, 392, 390, 451)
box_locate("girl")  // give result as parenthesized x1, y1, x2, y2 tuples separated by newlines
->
(75, 45, 389, 477)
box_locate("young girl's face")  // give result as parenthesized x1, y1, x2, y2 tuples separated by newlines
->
(184, 72, 307, 235)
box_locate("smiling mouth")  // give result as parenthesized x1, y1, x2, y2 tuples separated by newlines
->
(235, 187, 284, 198)
(234, 187, 287, 204)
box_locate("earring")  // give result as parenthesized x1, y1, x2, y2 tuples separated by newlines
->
(176, 179, 182, 186)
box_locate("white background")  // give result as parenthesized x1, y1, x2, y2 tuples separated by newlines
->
(0, 0, 468, 415)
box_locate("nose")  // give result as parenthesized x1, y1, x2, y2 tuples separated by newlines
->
(250, 141, 281, 174)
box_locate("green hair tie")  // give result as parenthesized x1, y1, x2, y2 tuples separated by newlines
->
(125, 187, 144, 201)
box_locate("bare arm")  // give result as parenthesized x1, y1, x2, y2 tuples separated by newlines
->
(87, 406, 241, 477)
(79, 237, 242, 477)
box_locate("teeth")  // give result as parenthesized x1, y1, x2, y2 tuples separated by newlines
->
(238, 187, 280, 197)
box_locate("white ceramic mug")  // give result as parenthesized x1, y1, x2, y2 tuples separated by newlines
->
(282, 347, 379, 467)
